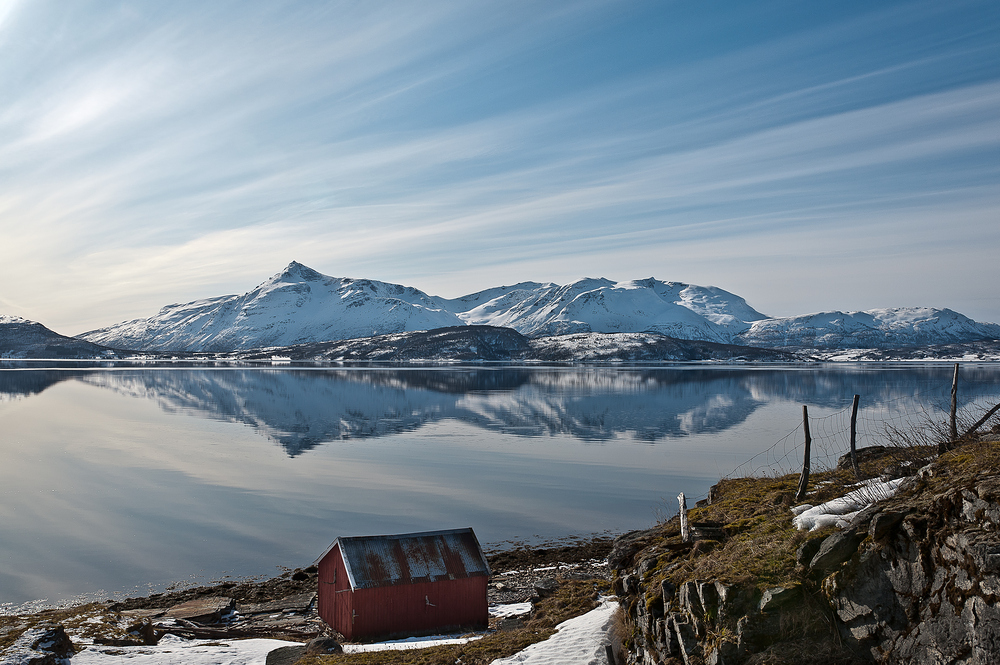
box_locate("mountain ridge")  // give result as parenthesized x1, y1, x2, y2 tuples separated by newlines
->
(77, 262, 782, 352)
(0, 315, 116, 359)
(4, 262, 999, 356)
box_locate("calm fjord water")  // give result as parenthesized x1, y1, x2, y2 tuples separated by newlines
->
(2, 363, 999, 608)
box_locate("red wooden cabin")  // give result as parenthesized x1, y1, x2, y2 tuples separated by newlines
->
(315, 527, 490, 641)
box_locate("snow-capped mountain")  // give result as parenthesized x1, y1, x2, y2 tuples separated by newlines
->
(443, 277, 767, 341)
(80, 262, 463, 352)
(72, 262, 1000, 354)
(80, 263, 770, 352)
(736, 308, 1000, 349)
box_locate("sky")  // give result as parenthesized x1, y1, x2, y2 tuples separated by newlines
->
(0, 0, 998, 335)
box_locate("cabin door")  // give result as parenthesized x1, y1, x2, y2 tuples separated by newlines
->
(335, 588, 351, 637)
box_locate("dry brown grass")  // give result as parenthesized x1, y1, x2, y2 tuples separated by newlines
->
(933, 438, 1000, 477)
(641, 470, 865, 593)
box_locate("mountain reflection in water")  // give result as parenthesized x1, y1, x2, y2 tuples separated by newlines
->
(4, 365, 997, 456)
(2, 363, 1000, 608)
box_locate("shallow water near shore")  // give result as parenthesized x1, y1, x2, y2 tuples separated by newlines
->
(2, 362, 999, 609)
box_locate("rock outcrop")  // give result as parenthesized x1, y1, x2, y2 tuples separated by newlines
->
(612, 444, 1000, 664)
(824, 472, 1000, 662)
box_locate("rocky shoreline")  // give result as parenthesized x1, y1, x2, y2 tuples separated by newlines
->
(9, 440, 1000, 665)
(610, 440, 1000, 664)
(1, 537, 615, 663)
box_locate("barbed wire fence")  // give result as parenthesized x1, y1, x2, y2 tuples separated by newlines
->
(726, 365, 1000, 482)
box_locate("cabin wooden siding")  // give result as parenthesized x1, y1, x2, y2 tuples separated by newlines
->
(317, 543, 353, 638)
(347, 576, 487, 640)
(316, 529, 490, 641)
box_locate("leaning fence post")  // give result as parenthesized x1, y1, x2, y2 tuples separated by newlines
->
(795, 405, 811, 502)
(962, 400, 1000, 440)
(850, 394, 861, 480)
(945, 363, 959, 454)
(678, 493, 690, 543)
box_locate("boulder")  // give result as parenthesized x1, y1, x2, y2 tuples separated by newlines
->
(795, 534, 826, 567)
(496, 616, 524, 631)
(868, 510, 906, 541)
(4, 624, 75, 665)
(127, 620, 162, 645)
(238, 592, 315, 615)
(165, 596, 235, 623)
(810, 528, 863, 573)
(532, 577, 559, 597)
(304, 637, 343, 654)
(758, 585, 802, 613)
(265, 645, 306, 665)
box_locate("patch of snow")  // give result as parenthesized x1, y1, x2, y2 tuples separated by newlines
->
(71, 631, 487, 663)
(792, 477, 907, 531)
(72, 634, 301, 665)
(490, 602, 533, 618)
(342, 633, 484, 653)
(489, 597, 619, 665)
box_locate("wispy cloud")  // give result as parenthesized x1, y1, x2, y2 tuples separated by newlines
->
(1, 0, 998, 331)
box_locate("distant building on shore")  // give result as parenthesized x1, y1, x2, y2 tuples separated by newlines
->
(315, 527, 491, 641)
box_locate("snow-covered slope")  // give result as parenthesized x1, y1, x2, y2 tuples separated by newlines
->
(74, 262, 1000, 354)
(80, 262, 462, 352)
(81, 265, 769, 353)
(737, 308, 1000, 349)
(447, 277, 768, 341)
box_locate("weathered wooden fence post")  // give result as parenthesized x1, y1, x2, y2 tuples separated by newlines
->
(945, 363, 959, 454)
(850, 394, 861, 480)
(678, 492, 690, 543)
(795, 405, 811, 502)
(962, 400, 1000, 440)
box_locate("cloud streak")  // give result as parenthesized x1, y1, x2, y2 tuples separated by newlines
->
(0, 0, 998, 332)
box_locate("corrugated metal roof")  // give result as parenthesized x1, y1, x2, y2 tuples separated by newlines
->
(323, 528, 490, 590)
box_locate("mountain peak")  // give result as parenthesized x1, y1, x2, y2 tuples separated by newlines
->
(278, 261, 324, 282)
(72, 266, 1000, 354)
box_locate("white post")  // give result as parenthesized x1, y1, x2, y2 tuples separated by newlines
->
(678, 492, 690, 543)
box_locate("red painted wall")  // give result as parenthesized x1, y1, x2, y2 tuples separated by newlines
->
(351, 576, 488, 640)
(317, 544, 353, 635)
(318, 546, 488, 641)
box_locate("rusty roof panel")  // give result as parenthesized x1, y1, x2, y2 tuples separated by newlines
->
(334, 528, 490, 590)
